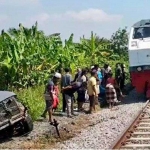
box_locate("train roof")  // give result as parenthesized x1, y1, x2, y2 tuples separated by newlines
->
(133, 19, 150, 28)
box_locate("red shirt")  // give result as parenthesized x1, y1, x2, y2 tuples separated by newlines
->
(106, 77, 115, 86)
(54, 85, 59, 96)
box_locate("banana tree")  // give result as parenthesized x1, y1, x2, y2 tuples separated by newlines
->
(80, 31, 116, 65)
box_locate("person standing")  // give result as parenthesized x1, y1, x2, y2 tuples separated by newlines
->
(106, 72, 115, 86)
(87, 70, 98, 114)
(115, 63, 122, 89)
(120, 63, 126, 91)
(41, 72, 61, 124)
(77, 69, 88, 111)
(102, 64, 112, 86)
(93, 64, 103, 101)
(72, 68, 82, 82)
(61, 68, 72, 113)
(94, 64, 103, 82)
(62, 82, 81, 117)
(105, 82, 118, 110)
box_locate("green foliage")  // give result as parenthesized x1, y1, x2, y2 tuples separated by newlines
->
(14, 85, 45, 120)
(110, 27, 129, 58)
(0, 23, 129, 89)
(0, 23, 129, 120)
(14, 85, 63, 120)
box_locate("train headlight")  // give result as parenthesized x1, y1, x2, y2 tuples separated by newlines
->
(137, 67, 142, 71)
(131, 41, 137, 47)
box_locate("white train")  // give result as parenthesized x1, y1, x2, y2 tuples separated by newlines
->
(128, 19, 150, 98)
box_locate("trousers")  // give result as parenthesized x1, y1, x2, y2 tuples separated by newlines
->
(62, 93, 66, 112)
(65, 94, 74, 116)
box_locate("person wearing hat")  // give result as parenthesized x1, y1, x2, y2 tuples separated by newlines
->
(41, 72, 61, 124)
(91, 66, 94, 70)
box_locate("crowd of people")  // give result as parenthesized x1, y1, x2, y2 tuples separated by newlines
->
(41, 63, 127, 124)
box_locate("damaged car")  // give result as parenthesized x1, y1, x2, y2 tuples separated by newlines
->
(0, 91, 33, 138)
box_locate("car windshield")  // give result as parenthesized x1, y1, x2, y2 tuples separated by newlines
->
(133, 27, 150, 39)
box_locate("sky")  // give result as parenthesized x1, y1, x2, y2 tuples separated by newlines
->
(0, 0, 150, 42)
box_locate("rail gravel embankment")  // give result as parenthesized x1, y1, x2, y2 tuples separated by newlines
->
(55, 89, 146, 149)
(0, 89, 146, 149)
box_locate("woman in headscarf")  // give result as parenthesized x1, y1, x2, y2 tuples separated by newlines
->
(107, 72, 124, 102)
(105, 78, 119, 110)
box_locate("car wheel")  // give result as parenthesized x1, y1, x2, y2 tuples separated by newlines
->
(8, 127, 14, 137)
(23, 115, 33, 133)
(4, 126, 14, 138)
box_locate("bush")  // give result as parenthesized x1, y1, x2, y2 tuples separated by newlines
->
(14, 85, 45, 120)
(14, 85, 63, 121)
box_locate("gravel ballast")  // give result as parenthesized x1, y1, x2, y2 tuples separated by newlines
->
(55, 89, 147, 149)
(55, 102, 146, 149)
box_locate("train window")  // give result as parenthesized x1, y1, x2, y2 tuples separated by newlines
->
(133, 27, 150, 39)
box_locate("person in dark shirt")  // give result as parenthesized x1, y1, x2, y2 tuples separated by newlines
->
(41, 73, 61, 124)
(61, 68, 72, 112)
(62, 82, 81, 117)
(72, 68, 82, 82)
(120, 63, 126, 90)
(77, 69, 88, 111)
(115, 63, 122, 89)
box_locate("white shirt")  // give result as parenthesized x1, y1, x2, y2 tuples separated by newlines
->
(78, 75, 86, 82)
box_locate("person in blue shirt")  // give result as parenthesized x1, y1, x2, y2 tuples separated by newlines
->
(100, 85, 106, 95)
(93, 64, 103, 82)
(99, 85, 107, 108)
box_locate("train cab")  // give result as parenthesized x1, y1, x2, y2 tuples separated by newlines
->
(128, 19, 150, 98)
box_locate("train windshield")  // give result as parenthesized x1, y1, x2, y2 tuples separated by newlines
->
(133, 27, 150, 39)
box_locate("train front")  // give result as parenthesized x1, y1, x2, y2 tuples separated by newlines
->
(128, 19, 150, 99)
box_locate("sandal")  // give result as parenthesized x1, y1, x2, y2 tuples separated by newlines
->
(49, 122, 54, 125)
(67, 115, 74, 118)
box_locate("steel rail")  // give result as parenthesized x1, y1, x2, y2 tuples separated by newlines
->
(111, 100, 150, 149)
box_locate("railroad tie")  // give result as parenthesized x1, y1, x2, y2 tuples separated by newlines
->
(133, 132, 150, 135)
(126, 137, 150, 141)
(122, 144, 150, 148)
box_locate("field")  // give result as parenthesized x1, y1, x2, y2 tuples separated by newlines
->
(0, 23, 129, 120)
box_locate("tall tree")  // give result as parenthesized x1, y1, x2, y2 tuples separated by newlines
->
(110, 27, 128, 57)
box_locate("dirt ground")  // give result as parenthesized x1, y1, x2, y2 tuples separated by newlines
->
(0, 103, 101, 149)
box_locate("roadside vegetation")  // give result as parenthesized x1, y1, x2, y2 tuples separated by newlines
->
(0, 22, 129, 120)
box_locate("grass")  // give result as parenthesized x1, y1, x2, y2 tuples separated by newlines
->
(15, 85, 48, 120)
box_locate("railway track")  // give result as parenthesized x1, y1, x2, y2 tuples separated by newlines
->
(111, 100, 150, 149)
